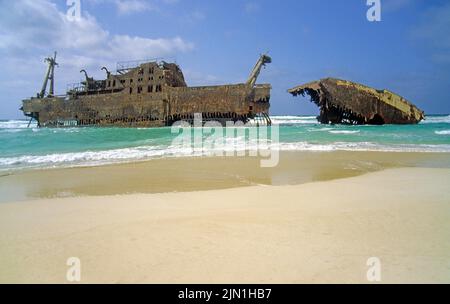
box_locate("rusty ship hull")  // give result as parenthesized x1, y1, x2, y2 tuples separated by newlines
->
(22, 55, 272, 127)
(22, 83, 271, 128)
(288, 78, 425, 125)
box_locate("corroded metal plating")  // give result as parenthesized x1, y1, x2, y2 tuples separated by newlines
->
(289, 78, 424, 125)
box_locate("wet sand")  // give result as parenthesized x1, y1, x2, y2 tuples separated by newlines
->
(0, 167, 449, 283)
(1, 151, 450, 202)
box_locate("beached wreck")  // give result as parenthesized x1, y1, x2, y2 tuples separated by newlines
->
(21, 53, 272, 128)
(288, 78, 425, 125)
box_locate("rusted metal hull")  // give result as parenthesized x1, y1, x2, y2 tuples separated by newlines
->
(288, 78, 424, 125)
(22, 84, 271, 127)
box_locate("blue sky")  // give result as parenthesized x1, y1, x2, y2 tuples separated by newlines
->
(0, 0, 449, 118)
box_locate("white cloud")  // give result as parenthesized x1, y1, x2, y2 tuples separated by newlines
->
(108, 35, 194, 60)
(0, 0, 194, 77)
(87, 0, 178, 15)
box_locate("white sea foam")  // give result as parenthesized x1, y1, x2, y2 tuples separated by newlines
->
(421, 115, 450, 124)
(0, 145, 173, 169)
(435, 130, 450, 135)
(2, 140, 450, 171)
(329, 130, 360, 134)
(0, 120, 36, 129)
(271, 115, 317, 120)
(308, 127, 334, 132)
(278, 142, 450, 153)
(270, 115, 318, 125)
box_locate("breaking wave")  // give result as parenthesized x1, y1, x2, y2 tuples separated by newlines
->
(435, 130, 450, 135)
(421, 115, 450, 124)
(0, 120, 36, 129)
(270, 116, 318, 125)
(1, 140, 450, 171)
(329, 130, 360, 134)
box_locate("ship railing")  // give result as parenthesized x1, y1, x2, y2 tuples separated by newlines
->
(116, 57, 175, 74)
(67, 83, 86, 93)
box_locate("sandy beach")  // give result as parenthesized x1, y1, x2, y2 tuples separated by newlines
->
(2, 151, 450, 203)
(0, 153, 449, 283)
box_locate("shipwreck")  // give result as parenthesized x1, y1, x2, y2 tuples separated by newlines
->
(288, 78, 425, 125)
(21, 53, 272, 127)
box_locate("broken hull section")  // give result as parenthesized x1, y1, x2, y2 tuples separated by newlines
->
(288, 78, 425, 125)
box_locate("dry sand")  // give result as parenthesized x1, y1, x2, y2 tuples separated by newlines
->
(0, 167, 449, 283)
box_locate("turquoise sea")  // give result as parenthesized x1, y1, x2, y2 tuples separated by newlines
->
(0, 115, 449, 171)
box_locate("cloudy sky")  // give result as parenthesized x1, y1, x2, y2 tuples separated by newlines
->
(0, 0, 449, 118)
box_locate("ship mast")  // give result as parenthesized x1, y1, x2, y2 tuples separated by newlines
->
(39, 51, 58, 98)
(246, 54, 272, 87)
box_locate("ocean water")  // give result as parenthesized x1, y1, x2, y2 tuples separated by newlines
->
(0, 115, 449, 171)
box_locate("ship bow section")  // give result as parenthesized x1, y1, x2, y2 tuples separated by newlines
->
(289, 78, 424, 125)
